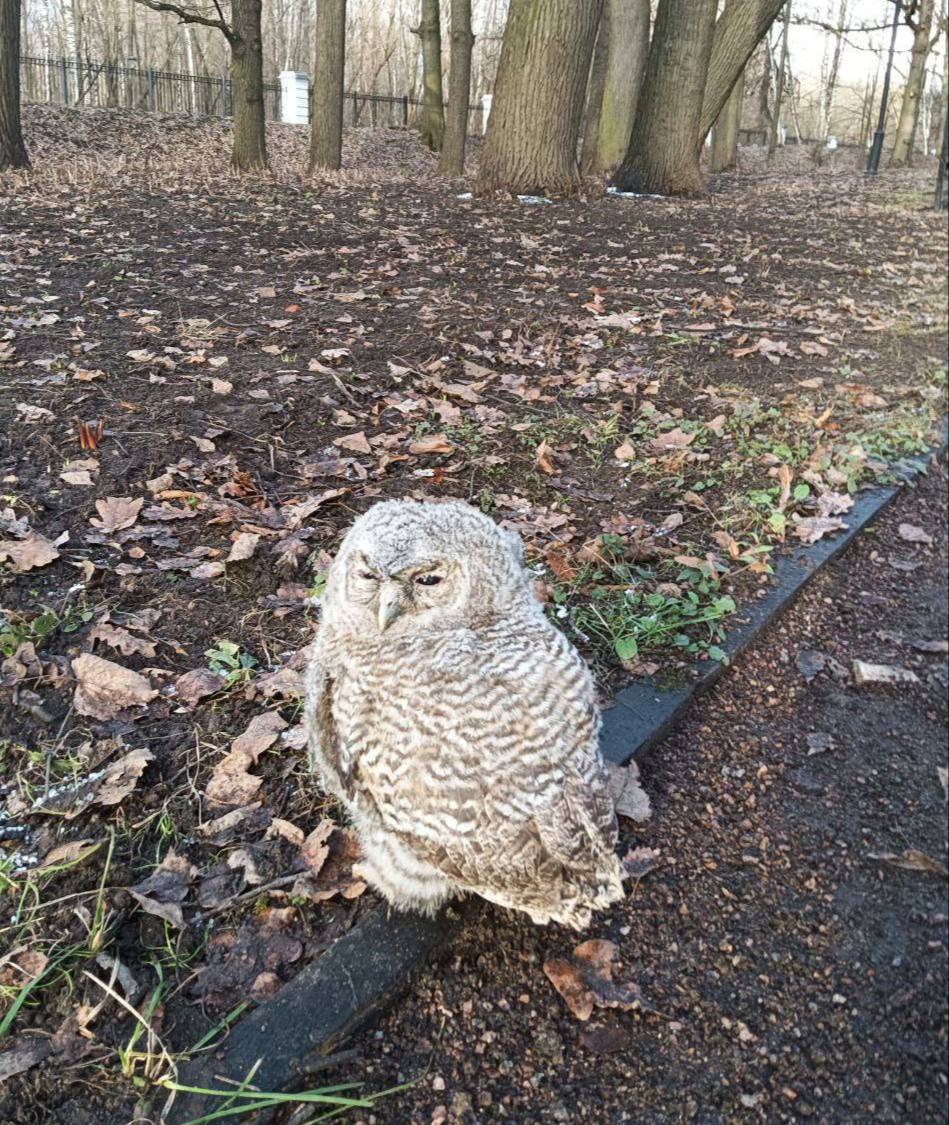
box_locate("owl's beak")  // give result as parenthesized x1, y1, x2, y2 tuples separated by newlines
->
(377, 583, 405, 632)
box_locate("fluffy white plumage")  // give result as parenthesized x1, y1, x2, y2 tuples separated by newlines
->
(303, 499, 625, 929)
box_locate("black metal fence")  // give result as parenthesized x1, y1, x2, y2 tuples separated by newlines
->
(20, 55, 486, 135)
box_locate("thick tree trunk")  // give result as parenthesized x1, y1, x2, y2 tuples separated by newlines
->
(415, 0, 445, 151)
(581, 0, 650, 175)
(613, 0, 717, 196)
(230, 0, 267, 170)
(580, 8, 611, 171)
(709, 67, 742, 172)
(0, 0, 29, 170)
(476, 0, 603, 196)
(309, 0, 346, 171)
(700, 0, 785, 140)
(439, 0, 474, 177)
(891, 0, 935, 166)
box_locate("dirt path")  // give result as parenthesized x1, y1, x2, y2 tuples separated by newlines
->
(352, 459, 949, 1125)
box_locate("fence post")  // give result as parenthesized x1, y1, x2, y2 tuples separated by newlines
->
(352, 90, 358, 126)
(402, 94, 408, 128)
(147, 67, 155, 112)
(60, 58, 70, 105)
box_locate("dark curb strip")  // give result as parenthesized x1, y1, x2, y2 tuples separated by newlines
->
(166, 426, 947, 1123)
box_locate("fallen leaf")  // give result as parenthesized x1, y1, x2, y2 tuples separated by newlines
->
(36, 748, 154, 819)
(650, 427, 695, 452)
(206, 712, 287, 808)
(792, 515, 847, 543)
(606, 761, 651, 822)
(210, 377, 233, 395)
(90, 496, 143, 533)
(622, 846, 660, 880)
(60, 469, 94, 487)
(72, 654, 157, 720)
(535, 440, 557, 474)
(898, 523, 933, 546)
(543, 940, 643, 1021)
(231, 711, 287, 758)
(88, 622, 156, 659)
(227, 532, 260, 562)
(795, 650, 826, 682)
(16, 403, 55, 423)
(409, 433, 455, 455)
(799, 340, 828, 356)
(0, 533, 61, 573)
(334, 431, 372, 455)
(174, 667, 224, 708)
(869, 849, 948, 877)
(129, 850, 196, 928)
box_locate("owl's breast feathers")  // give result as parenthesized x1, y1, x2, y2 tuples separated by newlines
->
(317, 616, 619, 895)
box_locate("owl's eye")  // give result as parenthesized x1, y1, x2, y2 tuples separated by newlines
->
(359, 571, 377, 581)
(415, 573, 443, 587)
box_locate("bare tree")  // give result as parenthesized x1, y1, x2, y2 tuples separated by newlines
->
(475, 0, 603, 195)
(701, 0, 786, 140)
(581, 0, 650, 175)
(891, 0, 938, 165)
(768, 0, 792, 159)
(439, 0, 474, 176)
(414, 0, 445, 150)
(0, 0, 29, 171)
(710, 66, 743, 172)
(133, 0, 267, 170)
(613, 0, 718, 196)
(310, 0, 346, 171)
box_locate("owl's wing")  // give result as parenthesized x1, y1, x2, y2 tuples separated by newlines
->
(303, 643, 351, 802)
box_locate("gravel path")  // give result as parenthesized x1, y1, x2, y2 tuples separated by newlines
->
(351, 458, 949, 1125)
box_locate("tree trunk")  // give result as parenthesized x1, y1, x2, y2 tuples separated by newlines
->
(891, 0, 935, 166)
(613, 0, 717, 196)
(767, 0, 790, 160)
(700, 0, 784, 140)
(756, 37, 772, 130)
(819, 0, 848, 141)
(310, 0, 346, 171)
(0, 0, 29, 170)
(439, 0, 473, 176)
(230, 0, 267, 170)
(709, 66, 742, 172)
(580, 7, 611, 171)
(582, 0, 650, 175)
(415, 0, 445, 151)
(475, 0, 602, 195)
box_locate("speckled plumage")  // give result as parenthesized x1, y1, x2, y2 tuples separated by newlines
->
(303, 499, 625, 929)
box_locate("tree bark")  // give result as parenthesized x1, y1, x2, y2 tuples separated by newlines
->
(310, 0, 346, 171)
(613, 0, 717, 196)
(439, 0, 474, 176)
(0, 0, 29, 170)
(709, 66, 742, 172)
(476, 0, 603, 195)
(229, 0, 267, 170)
(580, 7, 611, 171)
(767, 0, 791, 160)
(891, 0, 936, 166)
(415, 0, 445, 151)
(700, 0, 785, 140)
(581, 0, 650, 175)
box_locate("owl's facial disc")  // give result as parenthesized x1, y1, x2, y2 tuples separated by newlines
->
(350, 553, 456, 633)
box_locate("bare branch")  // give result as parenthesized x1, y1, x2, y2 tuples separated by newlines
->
(131, 0, 234, 42)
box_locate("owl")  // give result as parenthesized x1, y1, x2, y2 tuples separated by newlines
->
(303, 499, 625, 930)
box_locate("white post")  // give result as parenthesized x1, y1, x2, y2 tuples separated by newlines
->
(279, 71, 310, 125)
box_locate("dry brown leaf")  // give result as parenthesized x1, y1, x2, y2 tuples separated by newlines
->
(606, 761, 651, 822)
(227, 532, 260, 562)
(622, 846, 661, 880)
(129, 849, 196, 928)
(613, 442, 636, 462)
(543, 940, 643, 1021)
(88, 622, 156, 659)
(0, 533, 61, 573)
(333, 431, 372, 455)
(792, 515, 847, 544)
(60, 469, 94, 487)
(72, 653, 157, 720)
(90, 496, 143, 533)
(799, 340, 828, 356)
(37, 748, 154, 819)
(206, 712, 287, 808)
(535, 440, 557, 475)
(231, 711, 287, 759)
(777, 464, 792, 512)
(174, 667, 224, 708)
(545, 547, 576, 583)
(300, 819, 335, 876)
(650, 427, 695, 452)
(409, 433, 455, 455)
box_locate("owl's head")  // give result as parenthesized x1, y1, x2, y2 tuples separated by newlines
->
(321, 500, 534, 637)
